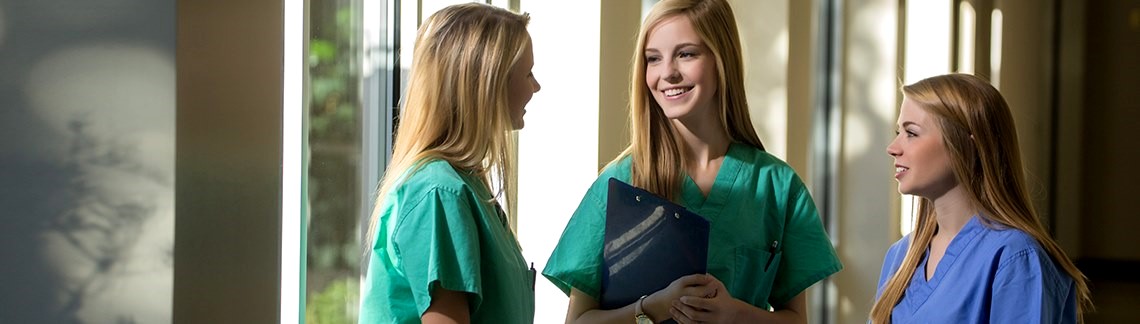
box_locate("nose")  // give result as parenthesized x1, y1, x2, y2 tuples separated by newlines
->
(531, 76, 541, 93)
(886, 135, 902, 157)
(664, 61, 682, 83)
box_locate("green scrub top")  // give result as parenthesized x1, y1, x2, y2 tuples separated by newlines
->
(543, 142, 842, 308)
(360, 159, 535, 323)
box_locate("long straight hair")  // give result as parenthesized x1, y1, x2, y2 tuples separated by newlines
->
(622, 0, 763, 201)
(366, 3, 530, 242)
(869, 73, 1092, 323)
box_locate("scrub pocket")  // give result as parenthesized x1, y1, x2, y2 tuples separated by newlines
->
(731, 246, 782, 308)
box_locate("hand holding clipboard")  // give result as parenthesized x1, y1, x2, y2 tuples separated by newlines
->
(600, 178, 711, 322)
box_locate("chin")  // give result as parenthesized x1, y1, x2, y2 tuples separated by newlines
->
(896, 184, 917, 196)
(660, 105, 696, 120)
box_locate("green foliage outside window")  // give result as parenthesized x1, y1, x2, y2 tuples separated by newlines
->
(307, 2, 362, 323)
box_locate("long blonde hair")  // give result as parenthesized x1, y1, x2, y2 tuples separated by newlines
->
(623, 0, 764, 201)
(366, 3, 530, 242)
(869, 73, 1093, 323)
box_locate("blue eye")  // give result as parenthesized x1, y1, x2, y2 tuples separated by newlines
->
(678, 51, 696, 58)
(645, 55, 661, 63)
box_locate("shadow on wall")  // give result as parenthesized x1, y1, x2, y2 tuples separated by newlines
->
(1, 119, 169, 323)
(0, 0, 175, 322)
(833, 1, 899, 323)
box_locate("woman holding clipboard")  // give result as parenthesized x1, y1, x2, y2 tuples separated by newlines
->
(543, 0, 841, 323)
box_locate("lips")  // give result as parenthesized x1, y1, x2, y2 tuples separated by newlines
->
(894, 164, 909, 179)
(662, 86, 693, 99)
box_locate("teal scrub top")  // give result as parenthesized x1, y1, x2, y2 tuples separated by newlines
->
(543, 142, 842, 308)
(360, 159, 535, 323)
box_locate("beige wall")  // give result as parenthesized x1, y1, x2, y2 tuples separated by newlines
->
(597, 0, 639, 169)
(731, 0, 793, 163)
(994, 0, 1057, 230)
(1080, 0, 1140, 261)
(1055, 0, 1087, 258)
(174, 0, 285, 322)
(834, 0, 901, 323)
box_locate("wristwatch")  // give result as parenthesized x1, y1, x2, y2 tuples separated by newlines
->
(635, 295, 654, 324)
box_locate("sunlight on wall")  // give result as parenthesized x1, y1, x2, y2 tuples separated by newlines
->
(900, 0, 952, 237)
(27, 45, 175, 150)
(835, 1, 902, 321)
(517, 0, 601, 321)
(958, 1, 976, 74)
(399, 0, 419, 71)
(26, 43, 174, 324)
(732, 0, 789, 158)
(904, 1, 952, 83)
(991, 9, 1003, 88)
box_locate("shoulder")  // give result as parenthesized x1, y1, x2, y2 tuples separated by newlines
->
(598, 154, 633, 182)
(884, 234, 911, 264)
(888, 234, 912, 255)
(978, 225, 1074, 289)
(980, 225, 1047, 266)
(731, 143, 803, 184)
(392, 159, 478, 206)
(974, 223, 1065, 278)
(586, 154, 633, 193)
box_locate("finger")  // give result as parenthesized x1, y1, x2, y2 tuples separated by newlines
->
(669, 306, 694, 324)
(679, 284, 718, 298)
(673, 300, 712, 321)
(680, 295, 714, 311)
(676, 273, 711, 286)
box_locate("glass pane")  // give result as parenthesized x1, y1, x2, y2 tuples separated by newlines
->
(306, 0, 365, 322)
(0, 0, 175, 322)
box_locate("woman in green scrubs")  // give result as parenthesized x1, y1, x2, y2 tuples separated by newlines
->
(543, 0, 841, 323)
(359, 3, 541, 323)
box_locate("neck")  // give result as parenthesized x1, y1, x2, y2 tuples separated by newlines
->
(671, 113, 730, 166)
(930, 185, 976, 238)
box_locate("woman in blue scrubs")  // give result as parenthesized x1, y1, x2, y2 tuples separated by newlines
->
(359, 3, 541, 323)
(871, 73, 1093, 323)
(543, 0, 842, 323)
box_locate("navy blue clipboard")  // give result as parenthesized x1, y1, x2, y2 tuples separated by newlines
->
(600, 178, 710, 313)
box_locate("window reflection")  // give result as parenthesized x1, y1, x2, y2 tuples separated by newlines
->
(306, 0, 364, 322)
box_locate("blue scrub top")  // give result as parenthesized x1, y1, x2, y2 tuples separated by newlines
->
(875, 215, 1077, 323)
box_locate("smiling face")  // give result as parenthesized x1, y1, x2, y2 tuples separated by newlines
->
(644, 15, 719, 123)
(507, 39, 540, 129)
(887, 98, 958, 199)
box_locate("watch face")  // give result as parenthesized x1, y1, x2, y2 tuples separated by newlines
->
(635, 315, 654, 324)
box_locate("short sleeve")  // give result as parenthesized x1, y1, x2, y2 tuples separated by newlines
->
(989, 248, 1077, 323)
(541, 177, 608, 299)
(391, 188, 483, 315)
(768, 173, 843, 306)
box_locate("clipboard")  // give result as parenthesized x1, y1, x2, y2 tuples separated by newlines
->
(599, 178, 710, 314)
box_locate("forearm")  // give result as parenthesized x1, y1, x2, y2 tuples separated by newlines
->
(731, 291, 808, 324)
(572, 304, 644, 324)
(733, 305, 806, 324)
(568, 290, 671, 324)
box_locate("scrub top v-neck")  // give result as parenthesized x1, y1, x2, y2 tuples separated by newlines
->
(875, 216, 1077, 323)
(544, 142, 842, 309)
